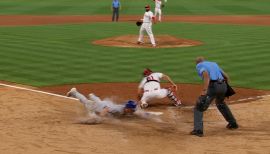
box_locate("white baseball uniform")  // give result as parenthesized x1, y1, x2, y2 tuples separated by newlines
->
(154, 0, 162, 21)
(138, 10, 156, 46)
(139, 72, 169, 106)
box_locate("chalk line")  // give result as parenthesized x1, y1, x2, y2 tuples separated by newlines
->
(0, 83, 78, 101)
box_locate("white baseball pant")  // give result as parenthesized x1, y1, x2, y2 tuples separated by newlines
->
(155, 8, 162, 21)
(138, 23, 156, 46)
(141, 88, 168, 105)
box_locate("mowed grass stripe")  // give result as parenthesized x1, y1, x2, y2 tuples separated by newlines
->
(0, 23, 270, 89)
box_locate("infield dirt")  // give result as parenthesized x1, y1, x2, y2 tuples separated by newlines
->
(0, 83, 270, 154)
(92, 35, 203, 48)
(1, 15, 270, 26)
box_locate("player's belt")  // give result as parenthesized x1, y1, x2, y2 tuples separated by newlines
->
(210, 79, 225, 84)
(144, 88, 159, 92)
(146, 80, 159, 83)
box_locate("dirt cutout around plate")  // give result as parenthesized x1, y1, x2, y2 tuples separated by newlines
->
(92, 35, 203, 48)
(39, 83, 270, 106)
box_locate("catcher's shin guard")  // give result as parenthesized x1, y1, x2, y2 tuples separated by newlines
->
(167, 89, 181, 106)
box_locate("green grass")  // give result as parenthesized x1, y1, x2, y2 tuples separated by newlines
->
(0, 0, 270, 15)
(0, 23, 270, 90)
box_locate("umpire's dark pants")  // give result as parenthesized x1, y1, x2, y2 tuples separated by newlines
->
(193, 80, 237, 131)
(112, 7, 119, 22)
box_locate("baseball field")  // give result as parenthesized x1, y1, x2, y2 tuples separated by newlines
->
(1, 0, 270, 153)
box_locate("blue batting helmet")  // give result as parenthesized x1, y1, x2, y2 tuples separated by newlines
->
(125, 100, 137, 110)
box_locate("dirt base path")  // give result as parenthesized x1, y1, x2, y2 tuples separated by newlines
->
(1, 15, 270, 26)
(1, 83, 270, 154)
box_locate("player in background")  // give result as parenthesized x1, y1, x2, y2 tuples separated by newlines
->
(153, 0, 162, 22)
(138, 68, 182, 108)
(111, 0, 121, 22)
(137, 5, 156, 47)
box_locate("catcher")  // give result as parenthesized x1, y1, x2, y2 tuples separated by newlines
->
(138, 68, 182, 108)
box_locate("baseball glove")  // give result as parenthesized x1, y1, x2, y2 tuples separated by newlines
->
(136, 20, 143, 26)
(161, 4, 165, 8)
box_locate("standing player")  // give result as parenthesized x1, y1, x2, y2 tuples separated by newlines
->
(111, 0, 121, 22)
(138, 68, 182, 108)
(137, 5, 156, 47)
(190, 57, 238, 137)
(153, 0, 162, 22)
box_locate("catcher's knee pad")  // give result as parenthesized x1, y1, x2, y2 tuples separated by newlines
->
(195, 95, 210, 112)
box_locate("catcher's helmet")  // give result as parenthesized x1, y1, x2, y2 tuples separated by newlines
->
(143, 68, 153, 77)
(125, 100, 137, 111)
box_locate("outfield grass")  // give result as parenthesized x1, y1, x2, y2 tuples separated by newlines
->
(0, 23, 270, 90)
(0, 0, 270, 15)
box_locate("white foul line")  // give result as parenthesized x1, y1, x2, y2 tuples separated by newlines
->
(0, 83, 78, 101)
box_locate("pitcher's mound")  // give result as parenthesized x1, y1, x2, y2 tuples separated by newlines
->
(92, 35, 203, 48)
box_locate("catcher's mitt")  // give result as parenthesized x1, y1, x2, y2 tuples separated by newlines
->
(161, 4, 165, 8)
(136, 20, 143, 26)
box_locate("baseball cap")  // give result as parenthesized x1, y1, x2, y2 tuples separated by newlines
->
(145, 5, 150, 8)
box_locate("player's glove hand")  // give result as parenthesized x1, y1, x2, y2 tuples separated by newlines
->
(161, 4, 165, 8)
(136, 20, 143, 26)
(137, 93, 142, 100)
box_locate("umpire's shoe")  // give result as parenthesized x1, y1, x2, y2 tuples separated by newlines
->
(190, 130, 204, 137)
(226, 122, 239, 129)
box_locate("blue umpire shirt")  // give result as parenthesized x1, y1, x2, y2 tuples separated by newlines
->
(112, 0, 120, 8)
(196, 61, 224, 80)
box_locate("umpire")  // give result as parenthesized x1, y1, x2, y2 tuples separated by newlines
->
(191, 56, 238, 137)
(111, 0, 121, 22)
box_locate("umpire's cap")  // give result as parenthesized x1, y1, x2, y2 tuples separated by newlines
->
(125, 100, 137, 110)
